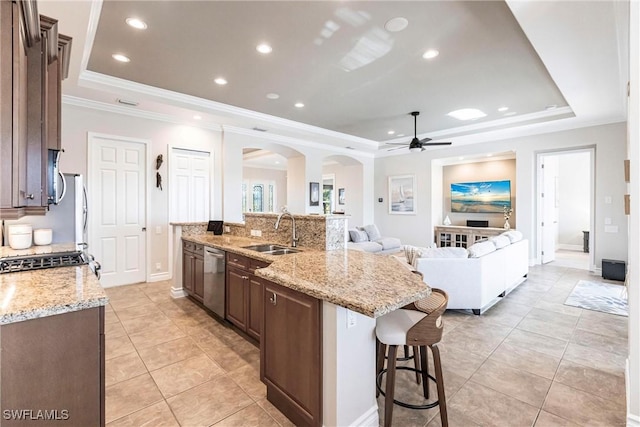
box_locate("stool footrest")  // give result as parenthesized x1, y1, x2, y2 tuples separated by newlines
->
(376, 367, 441, 410)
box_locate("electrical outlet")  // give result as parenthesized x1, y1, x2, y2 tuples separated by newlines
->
(155, 262, 161, 271)
(155, 226, 162, 234)
(346, 310, 357, 328)
(255, 230, 262, 237)
(224, 226, 230, 233)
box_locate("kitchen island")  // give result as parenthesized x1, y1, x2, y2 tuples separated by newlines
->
(175, 229, 428, 427)
(0, 254, 108, 426)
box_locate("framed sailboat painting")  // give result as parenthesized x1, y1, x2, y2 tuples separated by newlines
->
(389, 175, 416, 214)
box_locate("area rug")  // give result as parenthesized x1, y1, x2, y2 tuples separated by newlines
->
(564, 280, 628, 316)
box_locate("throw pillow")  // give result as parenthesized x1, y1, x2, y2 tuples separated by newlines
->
(404, 245, 430, 267)
(349, 229, 369, 243)
(362, 224, 382, 241)
(501, 230, 523, 243)
(467, 240, 497, 258)
(489, 235, 511, 249)
(375, 237, 402, 250)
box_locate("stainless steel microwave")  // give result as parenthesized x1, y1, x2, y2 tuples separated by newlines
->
(47, 149, 66, 205)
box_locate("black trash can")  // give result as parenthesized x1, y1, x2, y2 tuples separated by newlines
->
(602, 259, 626, 282)
(582, 231, 589, 253)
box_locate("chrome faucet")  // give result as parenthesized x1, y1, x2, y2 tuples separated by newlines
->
(275, 208, 299, 247)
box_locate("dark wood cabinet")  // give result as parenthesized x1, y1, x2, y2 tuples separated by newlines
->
(0, 1, 71, 218)
(261, 280, 322, 427)
(225, 253, 269, 341)
(182, 240, 204, 302)
(0, 306, 106, 426)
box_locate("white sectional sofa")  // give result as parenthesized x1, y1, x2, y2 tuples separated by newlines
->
(347, 224, 402, 254)
(411, 234, 529, 314)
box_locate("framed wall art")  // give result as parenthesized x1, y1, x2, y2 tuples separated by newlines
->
(388, 175, 416, 214)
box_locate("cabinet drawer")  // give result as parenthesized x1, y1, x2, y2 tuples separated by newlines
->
(227, 252, 249, 269)
(192, 243, 204, 257)
(183, 240, 196, 252)
(249, 258, 270, 273)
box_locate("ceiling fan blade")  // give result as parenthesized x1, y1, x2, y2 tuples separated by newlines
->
(384, 142, 410, 146)
(419, 137, 432, 143)
(422, 142, 453, 146)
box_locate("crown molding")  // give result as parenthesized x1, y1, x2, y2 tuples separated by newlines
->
(62, 95, 223, 132)
(77, 70, 379, 149)
(222, 125, 375, 158)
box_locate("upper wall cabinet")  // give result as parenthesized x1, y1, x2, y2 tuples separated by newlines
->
(0, 0, 72, 218)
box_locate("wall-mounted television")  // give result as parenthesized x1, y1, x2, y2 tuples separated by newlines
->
(451, 180, 511, 213)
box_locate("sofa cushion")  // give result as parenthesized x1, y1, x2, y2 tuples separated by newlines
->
(490, 235, 511, 249)
(362, 224, 382, 241)
(349, 229, 369, 243)
(375, 237, 402, 250)
(467, 240, 497, 258)
(501, 230, 523, 243)
(351, 241, 383, 253)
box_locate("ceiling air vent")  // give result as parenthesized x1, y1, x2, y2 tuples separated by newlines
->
(252, 127, 267, 132)
(116, 98, 139, 107)
(345, 146, 355, 150)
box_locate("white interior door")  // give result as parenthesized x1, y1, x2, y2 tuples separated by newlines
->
(170, 148, 210, 222)
(541, 156, 559, 264)
(89, 134, 147, 287)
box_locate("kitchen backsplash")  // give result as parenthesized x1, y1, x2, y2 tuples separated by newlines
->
(180, 214, 349, 251)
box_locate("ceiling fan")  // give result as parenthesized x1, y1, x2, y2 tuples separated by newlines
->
(386, 111, 452, 152)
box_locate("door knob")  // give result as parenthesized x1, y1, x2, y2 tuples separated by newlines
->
(142, 227, 146, 231)
(269, 293, 277, 305)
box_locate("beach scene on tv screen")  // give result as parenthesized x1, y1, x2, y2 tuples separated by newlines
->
(451, 180, 511, 213)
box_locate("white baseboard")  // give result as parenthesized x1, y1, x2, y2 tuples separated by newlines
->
(628, 414, 640, 426)
(340, 405, 378, 427)
(557, 244, 583, 251)
(148, 272, 170, 282)
(626, 359, 640, 426)
(170, 287, 187, 298)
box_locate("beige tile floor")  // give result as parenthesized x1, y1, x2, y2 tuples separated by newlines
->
(104, 264, 628, 426)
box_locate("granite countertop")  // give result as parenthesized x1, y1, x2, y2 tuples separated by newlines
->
(181, 234, 429, 318)
(0, 265, 108, 325)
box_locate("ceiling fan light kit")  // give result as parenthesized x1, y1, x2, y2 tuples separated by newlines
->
(386, 111, 452, 152)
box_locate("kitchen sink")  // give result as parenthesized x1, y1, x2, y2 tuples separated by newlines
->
(242, 244, 300, 255)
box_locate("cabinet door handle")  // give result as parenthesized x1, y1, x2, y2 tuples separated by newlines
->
(241, 275, 249, 280)
(269, 293, 277, 305)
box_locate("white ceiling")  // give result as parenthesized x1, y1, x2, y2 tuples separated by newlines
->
(40, 1, 629, 155)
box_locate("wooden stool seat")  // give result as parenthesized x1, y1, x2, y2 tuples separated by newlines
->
(375, 288, 449, 427)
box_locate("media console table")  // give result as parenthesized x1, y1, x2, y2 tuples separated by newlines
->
(435, 225, 505, 248)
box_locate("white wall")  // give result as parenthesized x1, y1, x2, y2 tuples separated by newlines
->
(61, 103, 222, 280)
(322, 163, 364, 226)
(374, 123, 627, 268)
(557, 151, 591, 248)
(442, 159, 516, 228)
(626, 2, 639, 423)
(242, 166, 287, 212)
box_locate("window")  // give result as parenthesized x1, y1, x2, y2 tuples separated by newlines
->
(243, 180, 276, 212)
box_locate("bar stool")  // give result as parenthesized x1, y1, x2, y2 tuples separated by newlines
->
(375, 288, 448, 427)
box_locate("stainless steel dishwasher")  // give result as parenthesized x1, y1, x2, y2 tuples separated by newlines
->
(203, 246, 226, 318)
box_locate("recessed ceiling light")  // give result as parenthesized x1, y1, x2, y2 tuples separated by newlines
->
(112, 53, 130, 63)
(447, 108, 486, 121)
(498, 106, 509, 112)
(504, 111, 517, 116)
(193, 115, 202, 120)
(125, 18, 147, 30)
(256, 43, 272, 54)
(294, 102, 305, 108)
(214, 77, 228, 85)
(545, 104, 558, 110)
(266, 93, 279, 100)
(422, 49, 439, 59)
(397, 133, 405, 137)
(487, 154, 493, 157)
(384, 17, 409, 32)
(459, 157, 464, 160)
(388, 130, 395, 135)
(275, 161, 280, 165)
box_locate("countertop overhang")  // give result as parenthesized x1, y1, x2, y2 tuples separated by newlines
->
(182, 234, 429, 318)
